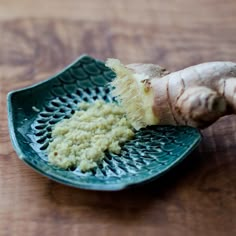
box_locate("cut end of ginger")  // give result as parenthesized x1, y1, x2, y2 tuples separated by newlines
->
(106, 58, 159, 130)
(47, 100, 134, 172)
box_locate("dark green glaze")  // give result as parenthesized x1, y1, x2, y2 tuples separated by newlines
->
(7, 55, 201, 191)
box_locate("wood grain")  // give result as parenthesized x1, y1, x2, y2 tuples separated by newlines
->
(0, 1, 236, 236)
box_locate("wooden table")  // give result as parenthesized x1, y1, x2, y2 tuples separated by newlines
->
(1, 1, 236, 235)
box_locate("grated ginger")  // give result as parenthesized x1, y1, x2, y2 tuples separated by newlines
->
(47, 100, 134, 171)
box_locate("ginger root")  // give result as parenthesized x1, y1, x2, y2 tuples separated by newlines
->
(106, 59, 236, 130)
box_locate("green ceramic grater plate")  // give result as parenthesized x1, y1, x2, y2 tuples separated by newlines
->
(7, 55, 201, 191)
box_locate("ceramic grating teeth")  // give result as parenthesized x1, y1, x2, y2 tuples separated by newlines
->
(32, 82, 195, 178)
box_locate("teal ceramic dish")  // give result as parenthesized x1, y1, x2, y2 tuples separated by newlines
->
(7, 55, 201, 191)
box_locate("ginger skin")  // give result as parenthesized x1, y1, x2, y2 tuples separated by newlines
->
(107, 59, 236, 129)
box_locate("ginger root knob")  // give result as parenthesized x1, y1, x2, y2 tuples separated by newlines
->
(107, 59, 236, 129)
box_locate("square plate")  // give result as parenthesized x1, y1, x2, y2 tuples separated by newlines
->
(7, 55, 201, 191)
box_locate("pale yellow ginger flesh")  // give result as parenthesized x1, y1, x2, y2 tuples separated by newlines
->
(48, 100, 134, 171)
(106, 59, 158, 130)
